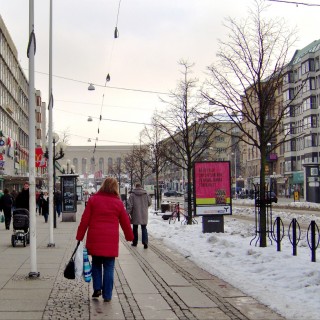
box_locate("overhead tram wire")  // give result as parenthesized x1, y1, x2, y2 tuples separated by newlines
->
(58, 132, 132, 145)
(54, 107, 152, 125)
(26, 69, 168, 95)
(266, 0, 320, 6)
(56, 100, 150, 111)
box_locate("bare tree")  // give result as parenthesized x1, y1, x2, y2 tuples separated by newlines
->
(109, 157, 123, 193)
(202, 0, 299, 247)
(123, 151, 136, 192)
(123, 144, 151, 190)
(132, 143, 152, 186)
(140, 113, 167, 210)
(156, 60, 219, 225)
(59, 128, 71, 145)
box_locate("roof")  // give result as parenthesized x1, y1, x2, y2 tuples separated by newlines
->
(289, 39, 320, 65)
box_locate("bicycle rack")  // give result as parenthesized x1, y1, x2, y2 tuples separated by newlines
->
(307, 220, 320, 262)
(271, 217, 285, 252)
(250, 184, 273, 246)
(288, 218, 301, 256)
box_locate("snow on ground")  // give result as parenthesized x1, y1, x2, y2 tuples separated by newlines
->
(148, 200, 320, 320)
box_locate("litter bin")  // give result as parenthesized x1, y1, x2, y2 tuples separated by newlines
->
(161, 203, 170, 213)
(202, 215, 224, 233)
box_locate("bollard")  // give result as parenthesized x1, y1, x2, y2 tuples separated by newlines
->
(272, 217, 284, 252)
(288, 218, 301, 256)
(307, 221, 320, 262)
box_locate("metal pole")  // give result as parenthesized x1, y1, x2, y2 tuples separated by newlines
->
(28, 0, 39, 278)
(235, 151, 237, 197)
(53, 142, 57, 229)
(47, 0, 55, 246)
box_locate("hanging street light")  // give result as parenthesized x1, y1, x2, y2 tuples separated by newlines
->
(88, 83, 95, 91)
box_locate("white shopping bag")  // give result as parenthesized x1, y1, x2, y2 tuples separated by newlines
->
(74, 241, 84, 279)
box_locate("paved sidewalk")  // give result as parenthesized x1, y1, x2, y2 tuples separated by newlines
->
(0, 204, 285, 320)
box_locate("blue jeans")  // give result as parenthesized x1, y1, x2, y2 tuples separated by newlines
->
(55, 203, 61, 217)
(92, 256, 115, 300)
(132, 225, 148, 245)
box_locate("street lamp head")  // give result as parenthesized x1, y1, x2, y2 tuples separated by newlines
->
(57, 141, 67, 152)
(88, 83, 95, 91)
(52, 132, 59, 143)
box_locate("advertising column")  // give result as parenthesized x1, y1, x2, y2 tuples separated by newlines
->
(304, 164, 320, 203)
(61, 175, 78, 222)
(193, 161, 232, 233)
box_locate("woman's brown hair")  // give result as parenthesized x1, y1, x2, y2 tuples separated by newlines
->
(98, 177, 119, 196)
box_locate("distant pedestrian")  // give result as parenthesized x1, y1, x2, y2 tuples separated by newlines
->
(37, 191, 44, 215)
(0, 189, 13, 230)
(15, 182, 30, 211)
(10, 188, 18, 209)
(54, 190, 62, 218)
(127, 183, 152, 249)
(76, 177, 133, 302)
(84, 191, 89, 207)
(41, 191, 49, 223)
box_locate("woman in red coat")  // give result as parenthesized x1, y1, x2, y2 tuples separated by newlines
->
(76, 177, 133, 302)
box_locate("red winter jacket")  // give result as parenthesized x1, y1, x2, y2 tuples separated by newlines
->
(76, 192, 133, 257)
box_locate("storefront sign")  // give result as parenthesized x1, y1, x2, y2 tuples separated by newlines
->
(193, 161, 232, 216)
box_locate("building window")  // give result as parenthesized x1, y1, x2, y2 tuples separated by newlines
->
(73, 158, 78, 173)
(315, 57, 320, 71)
(82, 158, 87, 174)
(283, 88, 294, 101)
(108, 157, 113, 174)
(99, 157, 104, 173)
(304, 134, 318, 148)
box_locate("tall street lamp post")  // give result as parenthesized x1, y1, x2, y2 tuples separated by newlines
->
(44, 132, 65, 229)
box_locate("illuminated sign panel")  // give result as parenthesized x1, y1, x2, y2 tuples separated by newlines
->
(193, 161, 232, 216)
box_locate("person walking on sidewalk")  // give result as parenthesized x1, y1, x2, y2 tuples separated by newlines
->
(54, 190, 62, 218)
(76, 177, 134, 302)
(127, 183, 152, 249)
(41, 191, 49, 223)
(0, 189, 13, 230)
(15, 182, 29, 211)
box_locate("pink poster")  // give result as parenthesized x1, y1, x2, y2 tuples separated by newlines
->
(194, 162, 231, 208)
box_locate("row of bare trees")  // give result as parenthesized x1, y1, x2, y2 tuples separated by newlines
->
(116, 1, 301, 247)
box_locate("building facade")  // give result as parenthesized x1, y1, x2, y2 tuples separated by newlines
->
(282, 39, 320, 198)
(0, 15, 45, 190)
(241, 39, 320, 200)
(62, 145, 133, 190)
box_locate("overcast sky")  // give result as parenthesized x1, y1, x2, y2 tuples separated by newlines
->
(1, 0, 320, 147)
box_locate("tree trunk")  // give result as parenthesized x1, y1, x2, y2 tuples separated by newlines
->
(155, 171, 160, 211)
(259, 147, 267, 247)
(187, 166, 193, 225)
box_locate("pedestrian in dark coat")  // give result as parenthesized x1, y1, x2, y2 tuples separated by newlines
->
(10, 188, 18, 209)
(37, 192, 44, 215)
(15, 182, 30, 211)
(127, 183, 152, 249)
(54, 190, 62, 218)
(41, 192, 49, 223)
(76, 177, 133, 302)
(0, 189, 13, 230)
